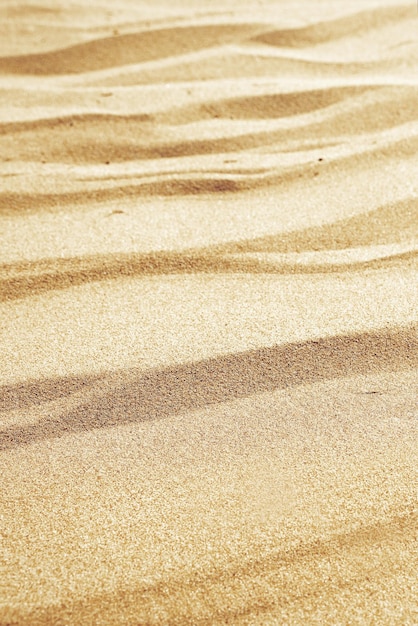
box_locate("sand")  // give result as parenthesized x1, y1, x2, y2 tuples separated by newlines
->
(0, 0, 417, 624)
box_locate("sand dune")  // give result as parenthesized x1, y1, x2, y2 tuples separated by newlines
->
(0, 1, 417, 624)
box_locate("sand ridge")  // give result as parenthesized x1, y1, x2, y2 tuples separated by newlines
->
(0, 0, 417, 624)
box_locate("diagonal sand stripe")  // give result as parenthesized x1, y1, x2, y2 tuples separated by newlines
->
(1, 324, 417, 450)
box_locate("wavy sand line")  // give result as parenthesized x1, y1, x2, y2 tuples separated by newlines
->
(0, 23, 266, 75)
(2, 123, 418, 212)
(0, 129, 411, 166)
(2, 84, 413, 130)
(1, 5, 410, 77)
(2, 245, 417, 302)
(0, 85, 375, 133)
(0, 113, 155, 134)
(2, 88, 418, 165)
(252, 4, 413, 49)
(164, 85, 381, 123)
(9, 511, 415, 626)
(3, 3, 406, 77)
(1, 324, 417, 449)
(4, 326, 418, 412)
(218, 198, 418, 253)
(89, 53, 398, 86)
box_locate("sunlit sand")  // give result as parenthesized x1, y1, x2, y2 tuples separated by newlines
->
(0, 1, 417, 624)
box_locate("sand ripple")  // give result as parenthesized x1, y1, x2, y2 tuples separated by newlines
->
(0, 1, 417, 624)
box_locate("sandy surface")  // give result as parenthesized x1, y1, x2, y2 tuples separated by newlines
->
(1, 1, 417, 624)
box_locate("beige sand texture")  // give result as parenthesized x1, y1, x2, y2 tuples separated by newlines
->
(1, 0, 418, 624)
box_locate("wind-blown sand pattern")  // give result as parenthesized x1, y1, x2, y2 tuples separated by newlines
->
(0, 1, 417, 624)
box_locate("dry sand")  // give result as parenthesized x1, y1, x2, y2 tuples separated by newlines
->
(0, 0, 417, 624)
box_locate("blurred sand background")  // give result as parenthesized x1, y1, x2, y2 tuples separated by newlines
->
(0, 0, 417, 623)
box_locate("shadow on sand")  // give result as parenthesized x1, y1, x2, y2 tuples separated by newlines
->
(1, 325, 416, 451)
